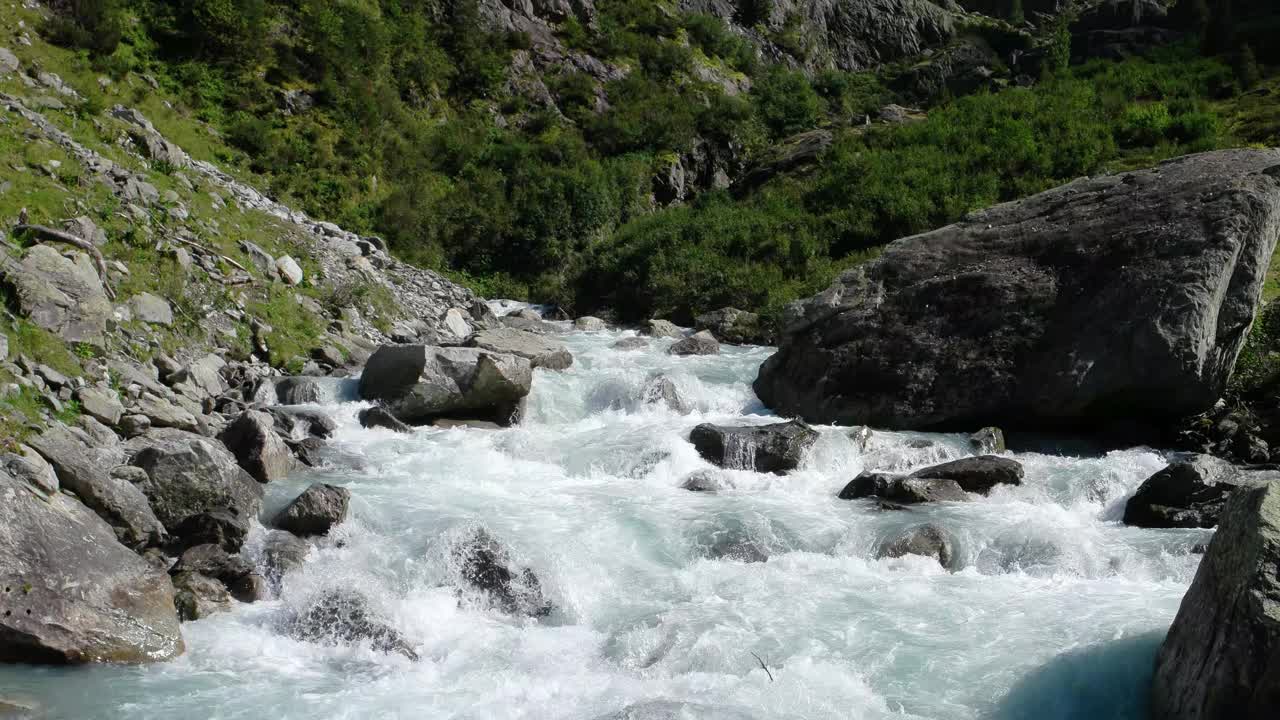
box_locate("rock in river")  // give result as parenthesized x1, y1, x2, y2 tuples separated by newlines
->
(273, 483, 350, 537)
(838, 472, 971, 504)
(910, 456, 1023, 494)
(755, 149, 1280, 431)
(689, 420, 818, 474)
(1123, 454, 1266, 528)
(358, 345, 532, 426)
(468, 327, 573, 370)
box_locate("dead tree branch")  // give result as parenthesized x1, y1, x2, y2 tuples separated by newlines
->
(750, 652, 774, 682)
(170, 235, 252, 274)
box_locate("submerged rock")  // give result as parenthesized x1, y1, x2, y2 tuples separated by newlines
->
(1151, 480, 1280, 719)
(450, 528, 552, 618)
(273, 483, 350, 537)
(1123, 454, 1263, 528)
(755, 149, 1280, 431)
(358, 405, 412, 433)
(469, 327, 573, 370)
(910, 456, 1023, 494)
(260, 530, 311, 588)
(287, 589, 419, 660)
(611, 336, 649, 351)
(638, 375, 690, 414)
(878, 524, 956, 569)
(358, 345, 532, 426)
(668, 330, 720, 357)
(838, 472, 970, 504)
(689, 420, 818, 474)
(0, 468, 184, 664)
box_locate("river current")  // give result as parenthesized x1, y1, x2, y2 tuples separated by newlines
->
(0, 317, 1208, 719)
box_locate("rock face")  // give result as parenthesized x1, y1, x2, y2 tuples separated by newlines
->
(273, 483, 350, 537)
(0, 245, 111, 345)
(358, 345, 532, 426)
(756, 150, 1280, 431)
(125, 429, 265, 531)
(469, 328, 573, 370)
(689, 420, 818, 474)
(218, 410, 295, 483)
(668, 330, 720, 357)
(1124, 455, 1264, 529)
(1150, 481, 1280, 719)
(910, 456, 1024, 494)
(0, 468, 184, 664)
(838, 472, 971, 504)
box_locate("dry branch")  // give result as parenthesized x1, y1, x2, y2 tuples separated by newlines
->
(170, 235, 252, 274)
(750, 652, 774, 682)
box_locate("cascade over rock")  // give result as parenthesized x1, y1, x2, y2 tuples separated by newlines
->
(755, 149, 1280, 430)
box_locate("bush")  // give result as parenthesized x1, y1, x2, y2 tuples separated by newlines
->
(1117, 103, 1173, 146)
(43, 0, 126, 55)
(753, 67, 823, 139)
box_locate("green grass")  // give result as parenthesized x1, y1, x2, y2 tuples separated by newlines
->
(1, 320, 84, 379)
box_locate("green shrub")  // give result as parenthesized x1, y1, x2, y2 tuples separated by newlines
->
(753, 67, 822, 139)
(1117, 103, 1173, 146)
(43, 0, 126, 55)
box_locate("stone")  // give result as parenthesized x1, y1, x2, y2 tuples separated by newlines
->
(443, 307, 472, 340)
(168, 354, 226, 401)
(289, 437, 327, 466)
(358, 405, 412, 433)
(273, 483, 350, 537)
(500, 315, 558, 334)
(128, 292, 173, 326)
(119, 414, 151, 438)
(358, 345, 532, 426)
(756, 149, 1280, 431)
(125, 428, 265, 531)
(734, 129, 834, 197)
(642, 319, 683, 338)
(239, 241, 276, 276)
(76, 415, 119, 448)
(131, 393, 199, 432)
(574, 316, 607, 331)
(1123, 454, 1265, 529)
(0, 467, 183, 664)
(910, 456, 1024, 494)
(76, 386, 124, 426)
(849, 425, 874, 452)
(668, 330, 720, 357)
(271, 377, 324, 405)
(431, 418, 502, 430)
(638, 375, 689, 414)
(26, 426, 166, 549)
(287, 589, 419, 660)
(469, 328, 573, 371)
(0, 444, 58, 495)
(689, 420, 818, 474)
(878, 524, 956, 569)
(170, 509, 250, 553)
(275, 255, 304, 285)
(260, 530, 311, 588)
(0, 48, 18, 76)
(218, 410, 295, 483)
(0, 334, 6, 362)
(63, 216, 107, 246)
(267, 406, 337, 441)
(611, 337, 649, 351)
(1150, 481, 1280, 719)
(969, 427, 1006, 455)
(0, 245, 110, 345)
(171, 571, 232, 622)
(680, 470, 731, 493)
(170, 544, 265, 603)
(694, 307, 771, 345)
(451, 528, 553, 618)
(838, 472, 971, 504)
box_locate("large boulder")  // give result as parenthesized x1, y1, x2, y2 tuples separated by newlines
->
(755, 149, 1280, 430)
(218, 410, 295, 483)
(910, 456, 1024, 494)
(273, 483, 350, 537)
(357, 345, 532, 426)
(1124, 454, 1264, 529)
(668, 331, 721, 357)
(838, 472, 971, 504)
(125, 428, 264, 531)
(468, 328, 573, 370)
(0, 245, 111, 345)
(642, 319, 683, 338)
(1150, 480, 1280, 719)
(689, 420, 818, 474)
(0, 468, 184, 664)
(170, 544, 266, 603)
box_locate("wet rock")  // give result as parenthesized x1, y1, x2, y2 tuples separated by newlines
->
(611, 337, 649, 351)
(431, 418, 502, 430)
(689, 420, 818, 474)
(125, 428, 264, 531)
(706, 535, 769, 563)
(574, 316, 607, 331)
(128, 292, 173, 326)
(358, 345, 532, 426)
(170, 544, 266, 603)
(0, 467, 184, 664)
(694, 307, 771, 345)
(267, 407, 337, 441)
(878, 524, 956, 569)
(289, 437, 327, 467)
(260, 530, 311, 588)
(218, 410, 295, 483)
(838, 472, 971, 504)
(358, 405, 412, 433)
(668, 330, 720, 357)
(468, 328, 573, 370)
(910, 456, 1023, 494)
(848, 425, 874, 452)
(756, 149, 1280, 431)
(642, 319, 683, 338)
(969, 427, 1006, 454)
(1123, 454, 1263, 529)
(273, 483, 350, 537)
(171, 571, 232, 622)
(638, 375, 689, 414)
(170, 509, 250, 553)
(500, 315, 558, 334)
(75, 386, 124, 426)
(680, 470, 730, 493)
(1151, 480, 1280, 719)
(451, 528, 553, 618)
(0, 245, 110, 345)
(287, 589, 419, 660)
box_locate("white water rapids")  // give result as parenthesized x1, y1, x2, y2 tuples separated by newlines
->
(0, 322, 1210, 719)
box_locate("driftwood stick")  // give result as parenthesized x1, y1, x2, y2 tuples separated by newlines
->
(170, 235, 252, 274)
(750, 652, 774, 682)
(14, 223, 117, 300)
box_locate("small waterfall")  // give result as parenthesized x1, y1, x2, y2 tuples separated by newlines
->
(723, 432, 759, 471)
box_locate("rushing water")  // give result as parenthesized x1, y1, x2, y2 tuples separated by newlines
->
(0, 321, 1210, 720)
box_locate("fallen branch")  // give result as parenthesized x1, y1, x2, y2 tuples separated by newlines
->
(750, 652, 774, 682)
(13, 223, 117, 300)
(170, 234, 252, 274)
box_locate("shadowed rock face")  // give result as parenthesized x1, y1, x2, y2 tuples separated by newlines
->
(1151, 481, 1280, 719)
(756, 149, 1280, 431)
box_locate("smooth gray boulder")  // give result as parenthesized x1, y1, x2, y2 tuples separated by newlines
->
(0, 444, 58, 495)
(642, 319, 683, 338)
(878, 524, 956, 569)
(1151, 480, 1280, 719)
(218, 410, 295, 483)
(910, 456, 1024, 494)
(573, 316, 607, 331)
(0, 245, 111, 345)
(131, 393, 199, 432)
(358, 345, 532, 426)
(128, 292, 173, 326)
(756, 149, 1280, 430)
(273, 483, 350, 537)
(838, 472, 971, 504)
(689, 420, 818, 474)
(468, 328, 573, 370)
(668, 330, 720, 357)
(125, 428, 264, 531)
(0, 468, 184, 664)
(1124, 454, 1264, 529)
(76, 386, 125, 426)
